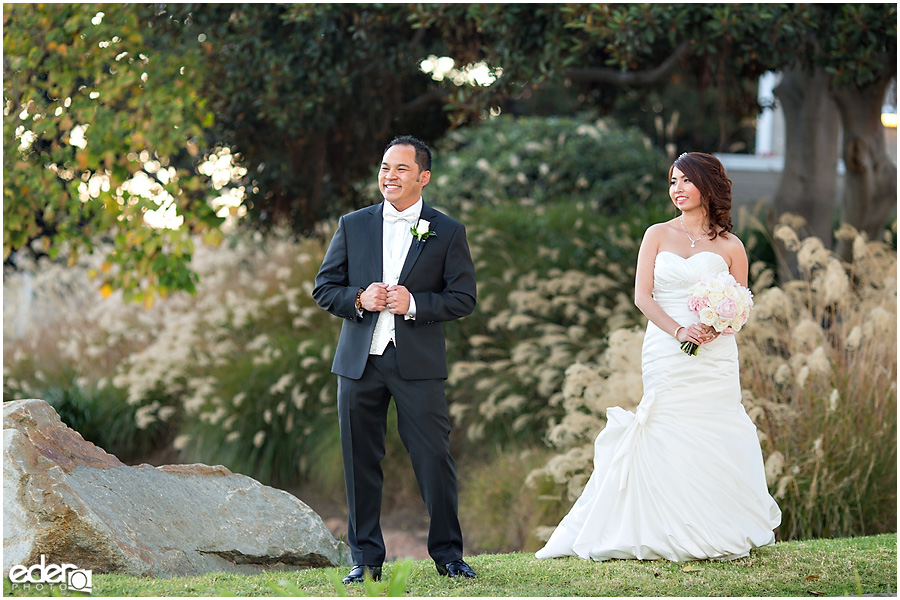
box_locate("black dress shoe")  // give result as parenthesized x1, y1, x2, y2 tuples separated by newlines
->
(342, 565, 382, 583)
(436, 558, 477, 578)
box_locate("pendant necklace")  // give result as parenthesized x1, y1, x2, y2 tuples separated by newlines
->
(680, 215, 704, 248)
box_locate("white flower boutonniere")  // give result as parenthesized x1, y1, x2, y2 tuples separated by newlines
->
(411, 219, 436, 246)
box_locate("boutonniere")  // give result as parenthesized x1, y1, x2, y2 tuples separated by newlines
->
(411, 219, 436, 246)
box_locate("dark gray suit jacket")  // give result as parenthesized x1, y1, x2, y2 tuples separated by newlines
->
(312, 202, 476, 380)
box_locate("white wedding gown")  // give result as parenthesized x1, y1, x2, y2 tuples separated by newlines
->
(536, 251, 781, 562)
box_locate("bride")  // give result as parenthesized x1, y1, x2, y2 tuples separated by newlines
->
(535, 152, 781, 562)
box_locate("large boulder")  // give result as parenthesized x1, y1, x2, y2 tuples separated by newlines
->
(3, 399, 350, 578)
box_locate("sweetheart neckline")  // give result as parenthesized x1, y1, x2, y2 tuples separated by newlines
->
(657, 250, 727, 264)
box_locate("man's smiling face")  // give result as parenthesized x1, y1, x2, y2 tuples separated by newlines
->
(379, 144, 430, 212)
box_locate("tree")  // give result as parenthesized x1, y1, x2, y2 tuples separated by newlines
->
(3, 3, 224, 304)
(411, 4, 897, 267)
(817, 4, 897, 258)
(158, 4, 452, 233)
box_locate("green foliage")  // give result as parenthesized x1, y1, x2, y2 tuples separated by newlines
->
(429, 115, 667, 215)
(161, 4, 451, 232)
(411, 4, 787, 126)
(814, 4, 897, 89)
(3, 3, 223, 301)
(414, 4, 895, 124)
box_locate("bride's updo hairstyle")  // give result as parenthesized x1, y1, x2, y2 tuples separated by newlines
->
(670, 152, 733, 240)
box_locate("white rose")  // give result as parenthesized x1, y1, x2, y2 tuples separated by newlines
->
(717, 273, 737, 287)
(706, 278, 726, 293)
(707, 291, 725, 304)
(691, 283, 710, 297)
(415, 219, 430, 235)
(724, 286, 740, 300)
(699, 307, 718, 326)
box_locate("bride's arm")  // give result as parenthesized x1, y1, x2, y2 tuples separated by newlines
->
(634, 225, 705, 346)
(726, 234, 749, 287)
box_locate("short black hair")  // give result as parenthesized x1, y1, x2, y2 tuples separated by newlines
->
(385, 135, 432, 172)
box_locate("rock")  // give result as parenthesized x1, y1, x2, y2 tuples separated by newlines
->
(3, 399, 350, 577)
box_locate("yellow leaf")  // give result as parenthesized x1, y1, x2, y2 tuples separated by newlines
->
(143, 293, 155, 310)
(100, 261, 112, 274)
(100, 284, 113, 299)
(805, 575, 819, 581)
(682, 565, 703, 573)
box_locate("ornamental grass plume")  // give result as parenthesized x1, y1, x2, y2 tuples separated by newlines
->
(444, 208, 648, 447)
(4, 227, 347, 488)
(739, 222, 897, 540)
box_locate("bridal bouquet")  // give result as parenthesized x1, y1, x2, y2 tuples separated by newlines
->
(682, 272, 753, 356)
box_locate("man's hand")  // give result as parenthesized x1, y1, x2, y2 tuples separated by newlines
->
(386, 285, 411, 315)
(359, 282, 388, 312)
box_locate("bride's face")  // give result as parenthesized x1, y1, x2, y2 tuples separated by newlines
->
(669, 166, 702, 212)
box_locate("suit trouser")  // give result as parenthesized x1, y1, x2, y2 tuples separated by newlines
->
(336, 343, 463, 566)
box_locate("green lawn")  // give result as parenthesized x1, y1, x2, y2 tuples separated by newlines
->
(4, 534, 895, 597)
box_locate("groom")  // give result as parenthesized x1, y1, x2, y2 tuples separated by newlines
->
(312, 135, 478, 582)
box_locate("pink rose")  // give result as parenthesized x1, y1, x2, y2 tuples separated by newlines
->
(716, 297, 738, 320)
(688, 296, 709, 313)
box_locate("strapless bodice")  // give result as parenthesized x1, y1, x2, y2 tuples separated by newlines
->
(652, 251, 729, 317)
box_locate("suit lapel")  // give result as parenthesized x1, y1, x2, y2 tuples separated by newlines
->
(398, 203, 436, 284)
(366, 204, 383, 278)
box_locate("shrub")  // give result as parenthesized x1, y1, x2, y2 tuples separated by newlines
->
(428, 113, 667, 214)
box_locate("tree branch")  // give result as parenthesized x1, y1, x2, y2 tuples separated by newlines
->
(565, 41, 691, 86)
(401, 88, 447, 113)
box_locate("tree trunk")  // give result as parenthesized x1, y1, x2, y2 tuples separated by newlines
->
(771, 65, 841, 280)
(831, 74, 898, 261)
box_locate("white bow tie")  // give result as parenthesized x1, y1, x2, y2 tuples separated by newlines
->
(383, 204, 418, 225)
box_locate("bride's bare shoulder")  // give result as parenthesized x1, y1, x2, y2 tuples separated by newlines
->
(721, 230, 746, 251)
(643, 221, 677, 239)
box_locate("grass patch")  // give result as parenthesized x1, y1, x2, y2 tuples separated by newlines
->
(4, 534, 895, 597)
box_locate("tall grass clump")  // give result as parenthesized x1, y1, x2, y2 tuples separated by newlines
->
(4, 227, 351, 489)
(740, 219, 897, 540)
(526, 218, 897, 543)
(445, 207, 659, 448)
